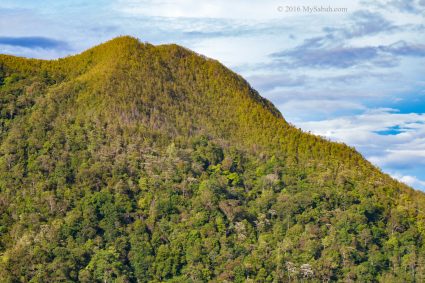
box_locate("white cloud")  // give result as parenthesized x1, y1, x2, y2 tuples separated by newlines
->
(114, 0, 279, 19)
(296, 109, 425, 147)
(277, 99, 366, 121)
(114, 0, 360, 20)
(294, 109, 425, 190)
(0, 44, 72, 59)
(392, 173, 425, 191)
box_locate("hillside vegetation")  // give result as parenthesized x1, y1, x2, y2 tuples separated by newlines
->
(1, 36, 425, 282)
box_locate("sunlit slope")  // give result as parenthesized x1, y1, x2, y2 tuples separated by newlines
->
(0, 36, 424, 282)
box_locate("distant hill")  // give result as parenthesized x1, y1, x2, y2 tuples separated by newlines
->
(0, 36, 424, 282)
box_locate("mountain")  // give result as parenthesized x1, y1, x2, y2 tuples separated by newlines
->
(0, 36, 424, 282)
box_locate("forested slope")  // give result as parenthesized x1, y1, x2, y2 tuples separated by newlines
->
(1, 36, 425, 282)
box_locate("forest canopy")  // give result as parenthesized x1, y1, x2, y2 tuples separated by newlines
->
(0, 36, 425, 282)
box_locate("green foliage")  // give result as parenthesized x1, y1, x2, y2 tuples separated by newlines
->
(1, 36, 425, 282)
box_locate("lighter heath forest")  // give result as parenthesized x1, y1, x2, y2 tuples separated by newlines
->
(1, 36, 425, 282)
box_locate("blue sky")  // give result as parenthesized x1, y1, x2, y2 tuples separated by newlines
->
(1, 0, 425, 190)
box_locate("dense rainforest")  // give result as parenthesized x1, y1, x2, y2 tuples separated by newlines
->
(0, 36, 425, 282)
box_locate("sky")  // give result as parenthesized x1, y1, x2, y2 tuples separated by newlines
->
(1, 0, 425, 190)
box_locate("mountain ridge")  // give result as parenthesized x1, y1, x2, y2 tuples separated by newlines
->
(1, 36, 425, 282)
